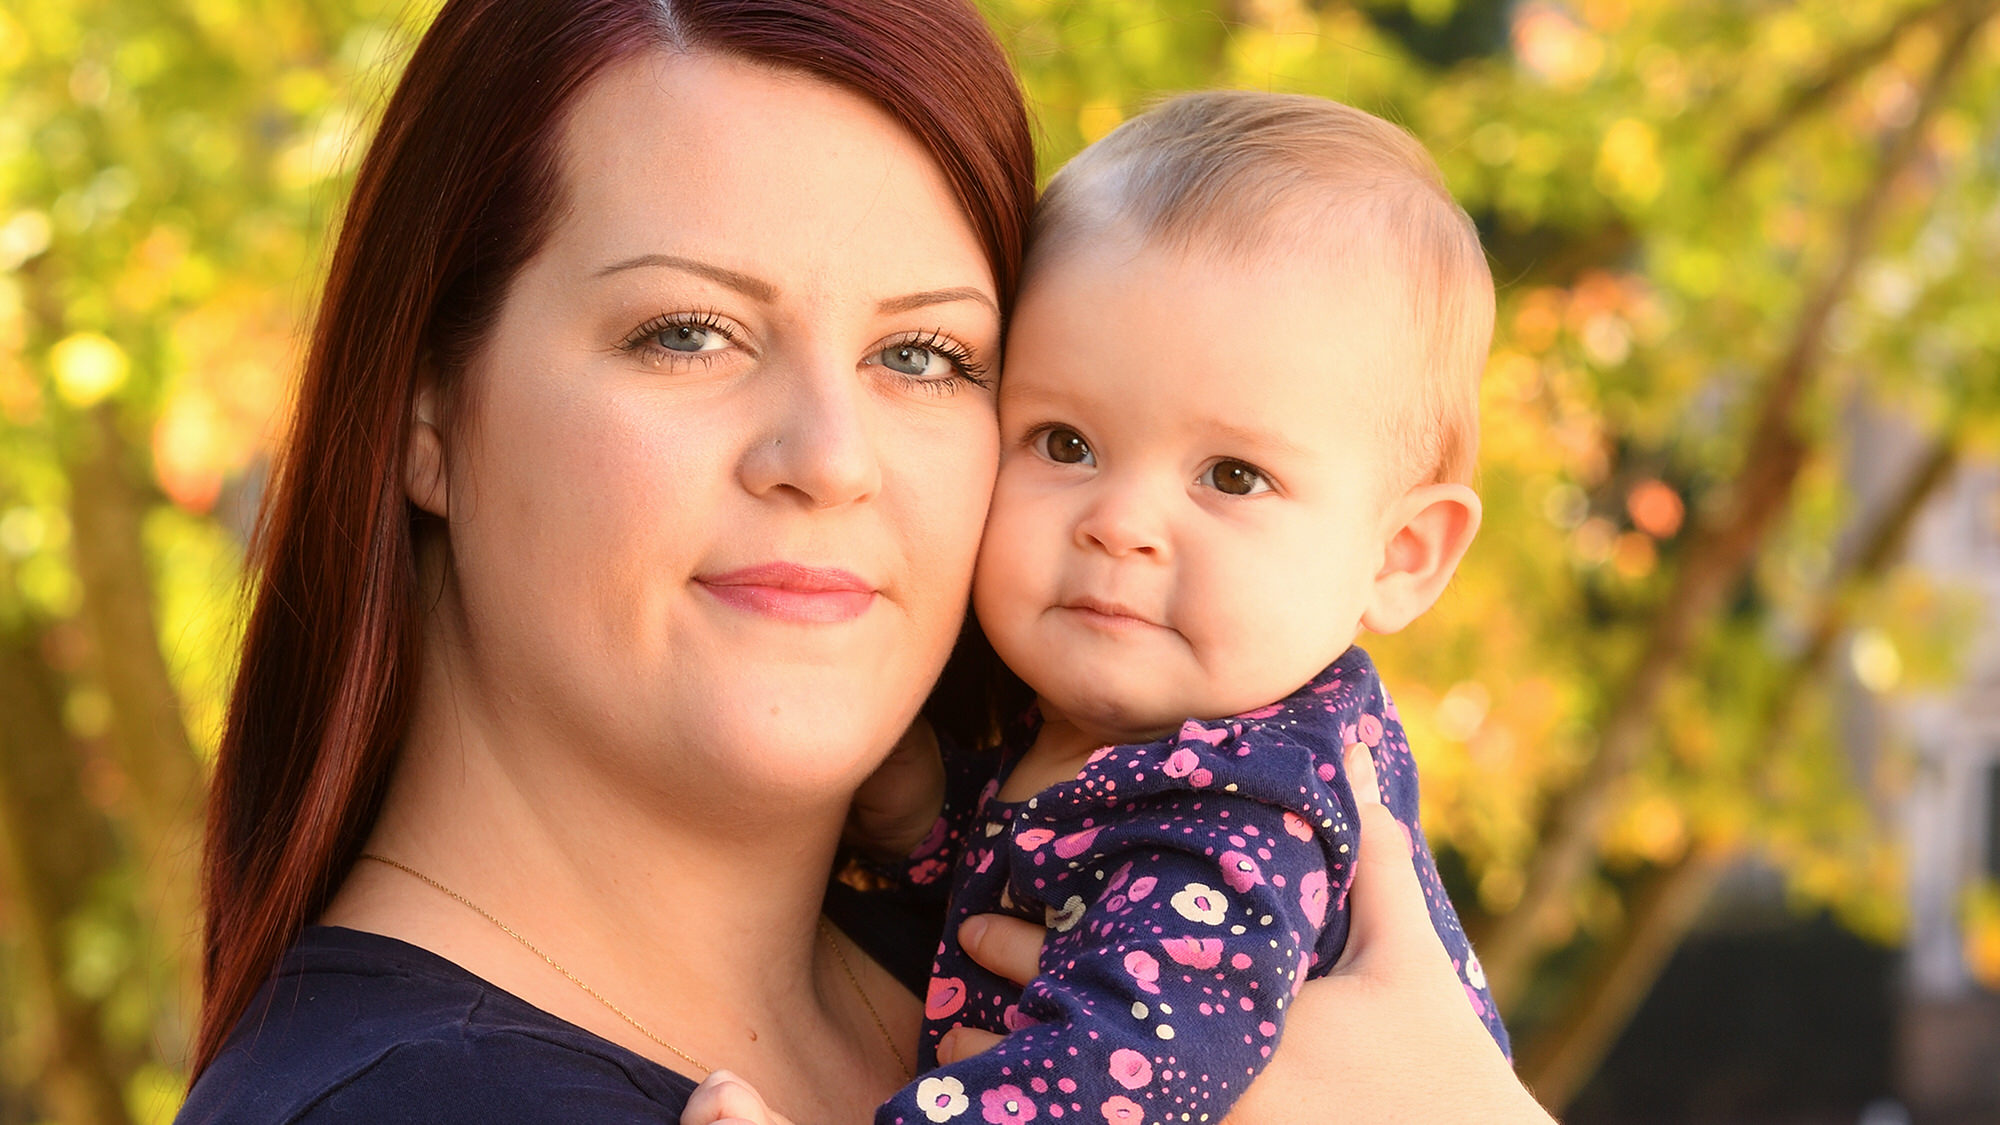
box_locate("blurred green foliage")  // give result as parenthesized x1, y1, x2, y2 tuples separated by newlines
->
(1, 0, 1996, 1120)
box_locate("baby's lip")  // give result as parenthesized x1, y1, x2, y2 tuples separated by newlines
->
(1058, 595, 1164, 629)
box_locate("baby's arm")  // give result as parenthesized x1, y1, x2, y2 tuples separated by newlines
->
(845, 718, 948, 862)
(877, 791, 1329, 1125)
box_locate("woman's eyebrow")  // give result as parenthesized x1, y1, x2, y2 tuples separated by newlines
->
(877, 286, 998, 316)
(594, 252, 778, 301)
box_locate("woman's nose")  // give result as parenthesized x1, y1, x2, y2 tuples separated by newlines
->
(1074, 474, 1170, 559)
(738, 362, 883, 508)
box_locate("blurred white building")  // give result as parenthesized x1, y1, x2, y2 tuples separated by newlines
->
(1854, 412, 2000, 1123)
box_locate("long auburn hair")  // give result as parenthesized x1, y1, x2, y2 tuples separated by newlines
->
(195, 0, 1034, 1077)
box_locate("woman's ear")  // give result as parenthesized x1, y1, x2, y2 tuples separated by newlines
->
(1359, 483, 1481, 636)
(404, 381, 450, 518)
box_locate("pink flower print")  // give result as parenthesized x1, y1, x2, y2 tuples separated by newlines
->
(1299, 870, 1330, 927)
(1292, 950, 1312, 995)
(913, 816, 949, 859)
(1282, 810, 1314, 842)
(917, 1076, 969, 1123)
(1178, 720, 1229, 745)
(1238, 701, 1284, 719)
(1464, 981, 1489, 1017)
(1123, 949, 1162, 994)
(1171, 882, 1229, 925)
(1218, 850, 1264, 893)
(1127, 875, 1158, 901)
(1357, 713, 1384, 746)
(1017, 828, 1056, 850)
(1099, 1096, 1143, 1125)
(1160, 936, 1223, 970)
(1162, 747, 1200, 778)
(1053, 827, 1102, 858)
(911, 856, 948, 885)
(926, 977, 967, 1020)
(1106, 862, 1133, 891)
(1003, 1003, 1035, 1031)
(1189, 767, 1213, 788)
(1107, 1048, 1153, 1090)
(982, 1084, 1036, 1125)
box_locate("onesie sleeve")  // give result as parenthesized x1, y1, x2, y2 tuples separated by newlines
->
(875, 774, 1337, 1125)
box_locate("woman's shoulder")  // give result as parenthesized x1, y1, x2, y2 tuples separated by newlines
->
(176, 926, 697, 1125)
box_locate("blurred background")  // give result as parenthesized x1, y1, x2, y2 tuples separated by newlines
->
(1, 0, 1996, 1122)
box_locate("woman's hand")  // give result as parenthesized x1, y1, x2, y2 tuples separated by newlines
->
(946, 744, 1558, 1123)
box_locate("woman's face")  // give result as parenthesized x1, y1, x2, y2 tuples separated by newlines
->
(419, 51, 1000, 804)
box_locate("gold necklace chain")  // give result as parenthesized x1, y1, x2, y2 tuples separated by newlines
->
(359, 854, 911, 1081)
(818, 912, 913, 1079)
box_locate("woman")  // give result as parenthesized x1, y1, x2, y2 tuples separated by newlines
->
(180, 0, 1552, 1121)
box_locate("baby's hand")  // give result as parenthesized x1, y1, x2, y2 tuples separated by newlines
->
(680, 1070, 797, 1125)
(844, 717, 946, 860)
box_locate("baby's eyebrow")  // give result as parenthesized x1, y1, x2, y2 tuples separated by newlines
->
(1204, 418, 1309, 459)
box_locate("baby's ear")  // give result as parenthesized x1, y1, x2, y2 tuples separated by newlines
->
(1360, 483, 1481, 636)
(404, 379, 450, 518)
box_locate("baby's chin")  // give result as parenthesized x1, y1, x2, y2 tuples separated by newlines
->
(1034, 690, 1177, 748)
(1038, 686, 1286, 748)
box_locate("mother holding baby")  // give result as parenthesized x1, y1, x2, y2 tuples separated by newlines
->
(176, 0, 1554, 1121)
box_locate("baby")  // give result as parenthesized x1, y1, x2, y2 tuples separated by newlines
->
(693, 90, 1507, 1125)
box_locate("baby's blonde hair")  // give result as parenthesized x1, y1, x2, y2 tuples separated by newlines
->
(1029, 90, 1493, 486)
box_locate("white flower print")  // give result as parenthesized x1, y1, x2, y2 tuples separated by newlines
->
(1464, 952, 1488, 990)
(1170, 882, 1228, 925)
(1048, 894, 1087, 932)
(917, 1075, 970, 1122)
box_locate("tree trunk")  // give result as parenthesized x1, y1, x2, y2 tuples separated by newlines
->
(0, 633, 139, 1125)
(19, 255, 206, 1037)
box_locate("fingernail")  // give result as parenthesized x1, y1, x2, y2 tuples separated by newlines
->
(959, 914, 988, 948)
(1345, 742, 1380, 803)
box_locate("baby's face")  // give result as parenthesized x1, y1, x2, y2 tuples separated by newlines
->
(974, 236, 1417, 744)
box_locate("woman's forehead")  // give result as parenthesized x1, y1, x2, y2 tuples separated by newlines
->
(543, 50, 995, 302)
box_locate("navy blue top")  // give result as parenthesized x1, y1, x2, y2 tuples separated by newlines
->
(178, 882, 937, 1123)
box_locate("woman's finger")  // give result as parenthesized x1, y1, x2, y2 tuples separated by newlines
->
(957, 913, 1045, 986)
(935, 1025, 1005, 1065)
(1331, 743, 1441, 977)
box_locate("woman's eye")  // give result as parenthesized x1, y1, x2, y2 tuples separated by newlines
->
(1201, 459, 1270, 496)
(1038, 427, 1094, 466)
(656, 323, 727, 353)
(873, 343, 953, 379)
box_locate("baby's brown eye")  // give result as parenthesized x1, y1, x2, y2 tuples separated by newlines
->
(1202, 459, 1269, 496)
(1040, 427, 1094, 466)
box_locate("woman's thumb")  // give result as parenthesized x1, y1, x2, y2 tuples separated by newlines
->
(1333, 743, 1440, 975)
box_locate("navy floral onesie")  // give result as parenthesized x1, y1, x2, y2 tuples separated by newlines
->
(875, 647, 1507, 1125)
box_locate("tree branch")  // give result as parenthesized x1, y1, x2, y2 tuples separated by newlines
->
(1514, 432, 1962, 1110)
(1722, 0, 1992, 178)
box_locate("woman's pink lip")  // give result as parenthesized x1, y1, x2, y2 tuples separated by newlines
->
(698, 563, 877, 623)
